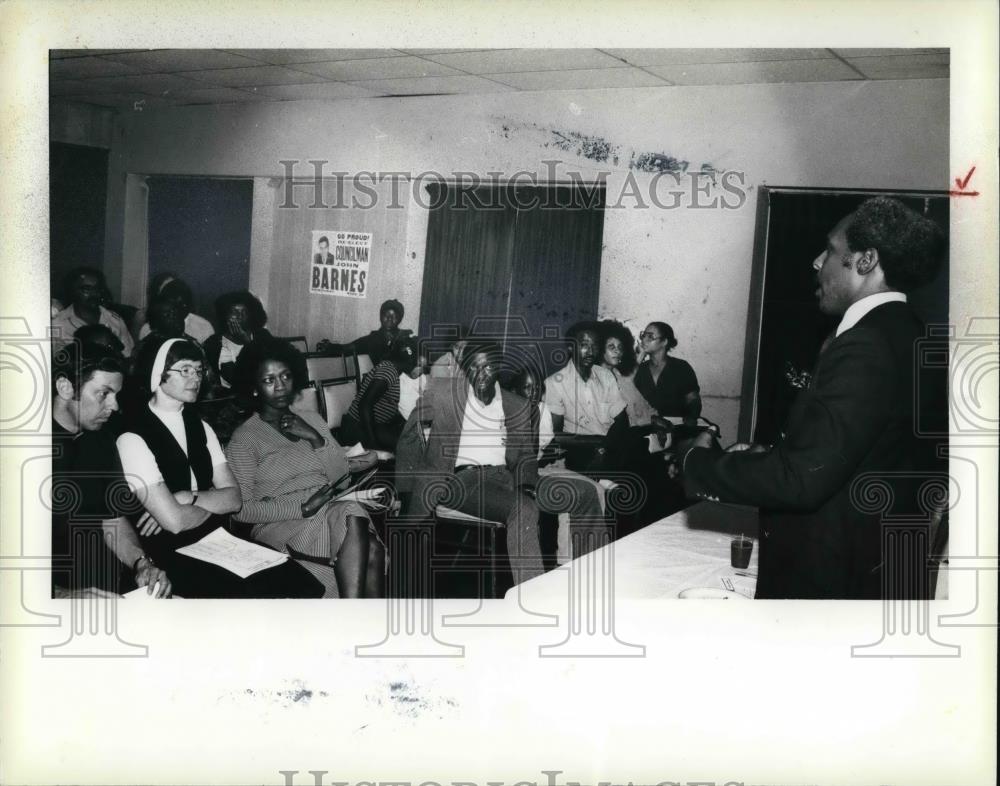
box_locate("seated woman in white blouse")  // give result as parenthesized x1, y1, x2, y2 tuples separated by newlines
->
(117, 337, 322, 598)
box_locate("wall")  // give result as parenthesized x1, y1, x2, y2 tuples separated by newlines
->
(101, 78, 949, 439)
(49, 101, 115, 148)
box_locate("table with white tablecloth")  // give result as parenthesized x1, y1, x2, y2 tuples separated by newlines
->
(507, 501, 760, 602)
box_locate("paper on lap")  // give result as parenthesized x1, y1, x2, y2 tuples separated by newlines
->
(175, 528, 288, 578)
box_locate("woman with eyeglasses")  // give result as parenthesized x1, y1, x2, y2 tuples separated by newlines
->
(224, 339, 385, 598)
(116, 337, 323, 598)
(634, 322, 702, 427)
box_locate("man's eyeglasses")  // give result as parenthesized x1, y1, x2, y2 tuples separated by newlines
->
(639, 332, 662, 341)
(166, 365, 205, 379)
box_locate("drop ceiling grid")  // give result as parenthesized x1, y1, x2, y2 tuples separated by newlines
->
(48, 48, 950, 108)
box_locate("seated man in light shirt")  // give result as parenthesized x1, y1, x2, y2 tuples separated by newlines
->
(545, 321, 628, 435)
(51, 267, 135, 358)
(544, 321, 633, 474)
(395, 339, 546, 584)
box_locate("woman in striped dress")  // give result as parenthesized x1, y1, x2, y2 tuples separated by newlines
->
(224, 339, 385, 598)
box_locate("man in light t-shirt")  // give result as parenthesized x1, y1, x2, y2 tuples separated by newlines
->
(396, 340, 546, 584)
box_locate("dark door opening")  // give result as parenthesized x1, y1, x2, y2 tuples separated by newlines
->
(740, 187, 949, 444)
(50, 142, 109, 303)
(146, 177, 253, 325)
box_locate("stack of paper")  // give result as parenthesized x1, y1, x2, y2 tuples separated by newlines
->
(344, 442, 369, 458)
(336, 488, 387, 503)
(175, 527, 288, 579)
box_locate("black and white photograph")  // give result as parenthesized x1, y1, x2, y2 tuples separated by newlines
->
(1, 1, 996, 784)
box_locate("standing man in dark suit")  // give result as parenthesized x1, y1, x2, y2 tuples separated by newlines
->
(679, 197, 946, 599)
(395, 339, 545, 584)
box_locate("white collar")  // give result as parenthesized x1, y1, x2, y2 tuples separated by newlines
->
(836, 292, 907, 337)
(466, 382, 502, 408)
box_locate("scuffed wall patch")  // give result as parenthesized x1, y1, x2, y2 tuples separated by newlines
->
(547, 130, 621, 165)
(630, 151, 688, 174)
(491, 117, 731, 180)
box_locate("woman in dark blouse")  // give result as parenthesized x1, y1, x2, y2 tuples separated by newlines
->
(633, 321, 701, 426)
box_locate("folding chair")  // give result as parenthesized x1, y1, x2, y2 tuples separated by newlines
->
(275, 335, 308, 353)
(305, 352, 347, 384)
(356, 353, 373, 381)
(317, 377, 357, 432)
(433, 503, 510, 600)
(290, 381, 322, 416)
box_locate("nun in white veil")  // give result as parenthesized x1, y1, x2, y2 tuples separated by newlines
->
(116, 336, 323, 598)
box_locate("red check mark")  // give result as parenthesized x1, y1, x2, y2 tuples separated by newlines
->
(955, 166, 976, 191)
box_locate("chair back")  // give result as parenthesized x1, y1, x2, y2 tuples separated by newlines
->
(305, 352, 347, 383)
(275, 335, 309, 353)
(318, 377, 357, 429)
(305, 345, 360, 383)
(290, 382, 322, 415)
(356, 353, 374, 380)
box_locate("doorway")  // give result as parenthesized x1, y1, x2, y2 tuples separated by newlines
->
(50, 142, 109, 303)
(146, 177, 253, 325)
(739, 187, 949, 444)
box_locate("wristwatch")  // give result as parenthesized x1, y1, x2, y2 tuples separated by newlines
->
(132, 555, 154, 572)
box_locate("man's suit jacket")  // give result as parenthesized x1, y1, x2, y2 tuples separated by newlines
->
(685, 301, 942, 599)
(395, 377, 539, 519)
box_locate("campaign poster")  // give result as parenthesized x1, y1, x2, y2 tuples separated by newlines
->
(310, 230, 371, 298)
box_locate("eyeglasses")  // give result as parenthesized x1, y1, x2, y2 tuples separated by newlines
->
(166, 365, 205, 379)
(639, 332, 662, 341)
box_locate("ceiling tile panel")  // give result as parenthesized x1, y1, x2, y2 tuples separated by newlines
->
(51, 49, 145, 59)
(178, 65, 330, 87)
(292, 56, 462, 80)
(645, 58, 857, 85)
(832, 48, 949, 58)
(399, 49, 492, 55)
(224, 49, 406, 64)
(488, 67, 667, 90)
(603, 48, 834, 66)
(248, 82, 380, 99)
(50, 56, 148, 79)
(845, 54, 950, 78)
(423, 48, 625, 73)
(101, 49, 265, 72)
(348, 75, 516, 95)
(72, 73, 206, 96)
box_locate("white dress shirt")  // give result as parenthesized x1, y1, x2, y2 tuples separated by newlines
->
(836, 292, 907, 336)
